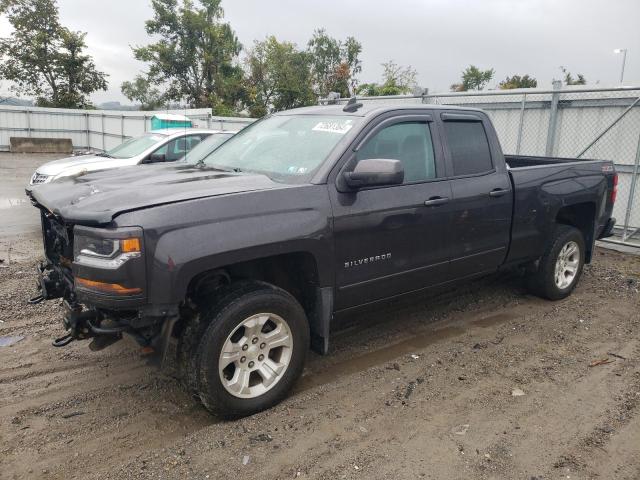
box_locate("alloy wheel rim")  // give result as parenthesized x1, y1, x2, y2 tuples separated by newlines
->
(218, 313, 293, 399)
(554, 240, 580, 289)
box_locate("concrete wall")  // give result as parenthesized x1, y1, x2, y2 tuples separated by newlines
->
(10, 137, 73, 154)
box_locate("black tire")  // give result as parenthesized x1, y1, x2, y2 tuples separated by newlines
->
(177, 281, 267, 393)
(527, 225, 585, 300)
(195, 281, 309, 417)
(176, 308, 207, 394)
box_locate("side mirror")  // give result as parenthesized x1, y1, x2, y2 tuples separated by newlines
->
(343, 159, 404, 189)
(147, 153, 167, 163)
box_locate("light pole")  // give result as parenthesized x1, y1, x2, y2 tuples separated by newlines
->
(614, 48, 627, 84)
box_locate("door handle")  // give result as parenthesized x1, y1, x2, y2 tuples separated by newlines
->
(424, 196, 449, 207)
(489, 188, 509, 198)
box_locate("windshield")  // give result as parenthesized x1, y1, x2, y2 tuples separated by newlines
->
(199, 115, 360, 182)
(106, 133, 166, 159)
(182, 133, 234, 163)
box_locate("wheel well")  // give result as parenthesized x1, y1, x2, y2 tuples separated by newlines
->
(186, 252, 320, 316)
(555, 202, 596, 262)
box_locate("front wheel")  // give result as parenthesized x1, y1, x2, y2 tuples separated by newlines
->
(195, 281, 309, 417)
(527, 225, 585, 300)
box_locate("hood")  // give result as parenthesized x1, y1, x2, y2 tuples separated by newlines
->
(36, 154, 137, 176)
(29, 163, 288, 225)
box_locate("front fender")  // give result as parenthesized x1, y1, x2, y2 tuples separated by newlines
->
(116, 185, 334, 305)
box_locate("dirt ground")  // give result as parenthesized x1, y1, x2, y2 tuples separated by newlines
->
(0, 229, 638, 480)
(1, 153, 640, 480)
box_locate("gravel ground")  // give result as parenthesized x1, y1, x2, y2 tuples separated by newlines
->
(1, 153, 639, 480)
(0, 233, 639, 480)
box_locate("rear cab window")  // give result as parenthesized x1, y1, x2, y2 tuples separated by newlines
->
(442, 117, 493, 176)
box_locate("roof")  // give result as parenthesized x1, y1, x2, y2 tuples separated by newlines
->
(151, 113, 191, 122)
(148, 128, 234, 136)
(276, 103, 484, 117)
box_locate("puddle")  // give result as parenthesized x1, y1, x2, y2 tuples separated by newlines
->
(296, 310, 518, 393)
(0, 336, 25, 347)
(297, 325, 465, 392)
(0, 198, 28, 209)
(471, 312, 519, 328)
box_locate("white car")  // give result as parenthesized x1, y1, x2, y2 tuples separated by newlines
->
(28, 128, 232, 186)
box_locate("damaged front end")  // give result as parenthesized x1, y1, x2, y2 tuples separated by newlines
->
(31, 208, 173, 355)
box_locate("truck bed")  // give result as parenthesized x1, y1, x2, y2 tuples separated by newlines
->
(504, 154, 616, 267)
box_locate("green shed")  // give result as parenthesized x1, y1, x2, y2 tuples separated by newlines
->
(151, 113, 193, 130)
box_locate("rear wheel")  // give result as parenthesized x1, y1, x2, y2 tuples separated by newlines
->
(194, 281, 309, 417)
(527, 225, 585, 300)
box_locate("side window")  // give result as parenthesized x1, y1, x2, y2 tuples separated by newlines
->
(151, 135, 204, 162)
(356, 121, 436, 183)
(152, 143, 169, 158)
(443, 121, 493, 176)
(185, 134, 204, 150)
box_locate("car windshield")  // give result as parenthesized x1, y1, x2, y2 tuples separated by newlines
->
(199, 115, 360, 182)
(182, 133, 234, 163)
(106, 133, 166, 159)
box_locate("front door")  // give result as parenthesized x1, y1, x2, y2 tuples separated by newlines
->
(330, 115, 454, 310)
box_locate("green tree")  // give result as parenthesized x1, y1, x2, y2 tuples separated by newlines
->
(244, 36, 315, 117)
(0, 0, 108, 108)
(560, 67, 586, 86)
(450, 65, 495, 92)
(131, 0, 246, 114)
(121, 75, 165, 110)
(307, 28, 362, 98)
(498, 74, 538, 89)
(356, 60, 418, 96)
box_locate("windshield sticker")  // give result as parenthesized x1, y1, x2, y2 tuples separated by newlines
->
(312, 120, 353, 135)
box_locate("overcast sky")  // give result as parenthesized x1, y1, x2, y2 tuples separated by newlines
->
(2, 0, 639, 104)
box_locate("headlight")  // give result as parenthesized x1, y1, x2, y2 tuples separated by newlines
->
(72, 226, 145, 298)
(53, 167, 88, 181)
(30, 172, 53, 185)
(74, 231, 142, 269)
(77, 237, 119, 257)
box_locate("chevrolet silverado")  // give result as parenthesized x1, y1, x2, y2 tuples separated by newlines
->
(27, 101, 617, 417)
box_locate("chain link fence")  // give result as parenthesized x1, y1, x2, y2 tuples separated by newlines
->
(321, 86, 640, 247)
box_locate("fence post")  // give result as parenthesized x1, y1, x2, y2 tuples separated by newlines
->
(622, 132, 640, 241)
(120, 114, 125, 141)
(515, 93, 527, 155)
(26, 110, 31, 137)
(545, 80, 562, 156)
(143, 115, 147, 132)
(421, 88, 429, 104)
(85, 113, 90, 151)
(101, 113, 105, 151)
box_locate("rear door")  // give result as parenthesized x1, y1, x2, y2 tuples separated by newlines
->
(329, 112, 454, 310)
(439, 112, 513, 278)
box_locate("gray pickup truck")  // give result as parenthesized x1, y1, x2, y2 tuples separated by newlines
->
(28, 101, 617, 417)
